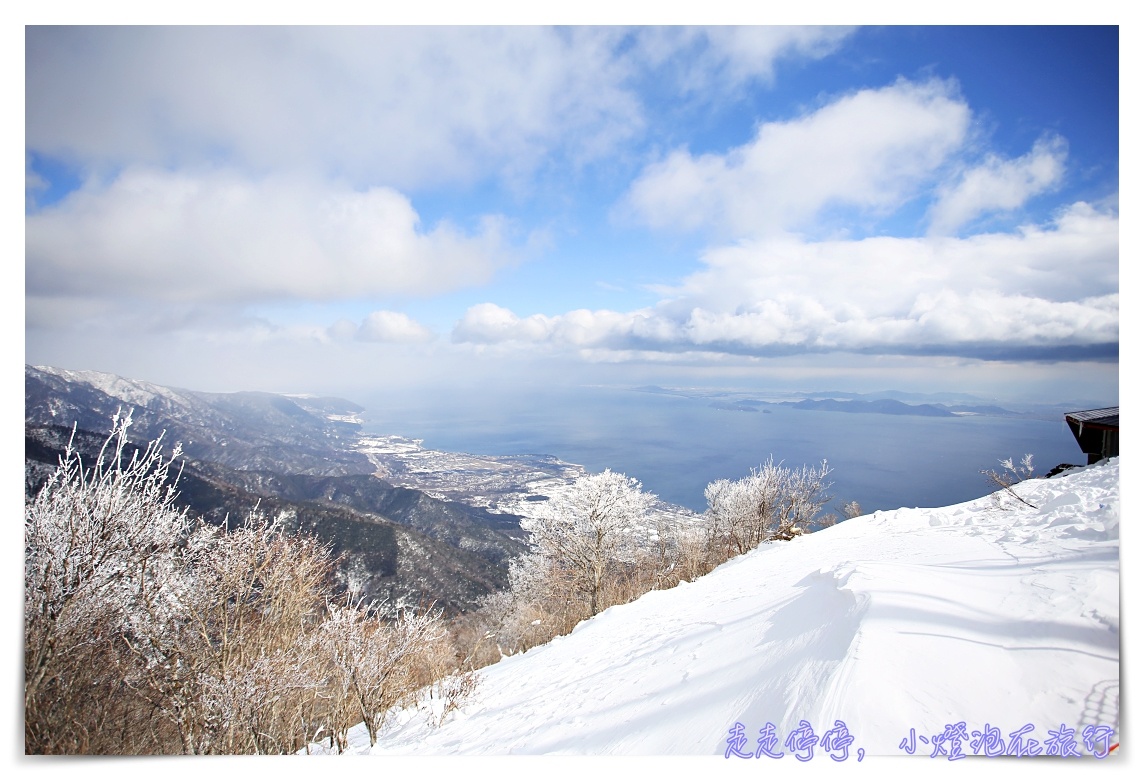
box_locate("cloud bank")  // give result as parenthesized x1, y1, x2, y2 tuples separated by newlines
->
(454, 202, 1118, 362)
(26, 168, 511, 316)
(27, 26, 852, 190)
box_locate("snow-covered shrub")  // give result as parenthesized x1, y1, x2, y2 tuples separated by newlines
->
(520, 469, 656, 617)
(25, 417, 474, 754)
(456, 470, 677, 665)
(983, 453, 1039, 509)
(314, 603, 451, 748)
(463, 462, 836, 671)
(141, 515, 334, 754)
(702, 457, 833, 561)
(673, 523, 717, 581)
(25, 413, 190, 753)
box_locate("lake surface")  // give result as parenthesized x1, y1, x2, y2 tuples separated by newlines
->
(357, 385, 1086, 515)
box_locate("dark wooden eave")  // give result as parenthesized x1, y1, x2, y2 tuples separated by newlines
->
(1064, 406, 1119, 464)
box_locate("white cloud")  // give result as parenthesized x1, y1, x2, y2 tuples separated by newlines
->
(25, 167, 513, 314)
(634, 26, 853, 94)
(928, 135, 1068, 235)
(25, 154, 48, 192)
(26, 27, 855, 191)
(622, 78, 971, 236)
(356, 311, 435, 344)
(453, 202, 1118, 361)
(700, 26, 853, 85)
(669, 201, 1118, 313)
(904, 290, 1117, 350)
(25, 27, 638, 189)
(452, 303, 554, 344)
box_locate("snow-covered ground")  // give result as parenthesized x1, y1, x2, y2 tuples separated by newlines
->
(31, 364, 191, 409)
(356, 434, 699, 530)
(324, 459, 1120, 760)
(356, 433, 588, 510)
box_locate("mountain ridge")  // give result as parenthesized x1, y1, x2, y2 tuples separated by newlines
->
(24, 365, 531, 614)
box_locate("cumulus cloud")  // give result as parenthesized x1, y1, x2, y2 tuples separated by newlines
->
(928, 135, 1068, 235)
(25, 167, 513, 312)
(453, 202, 1118, 361)
(355, 311, 435, 344)
(622, 78, 971, 237)
(452, 303, 555, 344)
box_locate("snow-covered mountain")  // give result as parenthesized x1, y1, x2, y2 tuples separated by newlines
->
(25, 364, 371, 475)
(331, 459, 1120, 758)
(24, 365, 531, 612)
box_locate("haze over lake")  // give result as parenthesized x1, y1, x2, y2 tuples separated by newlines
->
(359, 385, 1085, 515)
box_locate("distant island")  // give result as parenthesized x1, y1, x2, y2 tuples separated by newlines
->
(787, 398, 954, 417)
(708, 400, 769, 413)
(633, 385, 1060, 419)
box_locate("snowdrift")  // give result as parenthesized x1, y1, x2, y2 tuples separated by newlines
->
(340, 460, 1120, 757)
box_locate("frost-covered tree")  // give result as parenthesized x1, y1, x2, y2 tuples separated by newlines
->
(703, 458, 833, 559)
(129, 514, 334, 754)
(315, 603, 448, 748)
(25, 416, 473, 754)
(471, 553, 577, 658)
(25, 412, 190, 753)
(521, 469, 656, 616)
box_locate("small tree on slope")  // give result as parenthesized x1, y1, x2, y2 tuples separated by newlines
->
(983, 454, 1038, 509)
(703, 457, 833, 560)
(520, 469, 656, 617)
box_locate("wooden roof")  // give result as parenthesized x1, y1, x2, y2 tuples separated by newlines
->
(1064, 407, 1119, 429)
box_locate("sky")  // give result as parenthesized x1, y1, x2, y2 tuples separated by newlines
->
(23, 20, 1122, 403)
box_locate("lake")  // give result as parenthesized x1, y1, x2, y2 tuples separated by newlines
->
(357, 385, 1088, 516)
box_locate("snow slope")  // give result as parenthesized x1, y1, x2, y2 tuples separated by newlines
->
(336, 460, 1121, 758)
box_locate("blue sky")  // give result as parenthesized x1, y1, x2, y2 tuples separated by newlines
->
(24, 23, 1120, 403)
